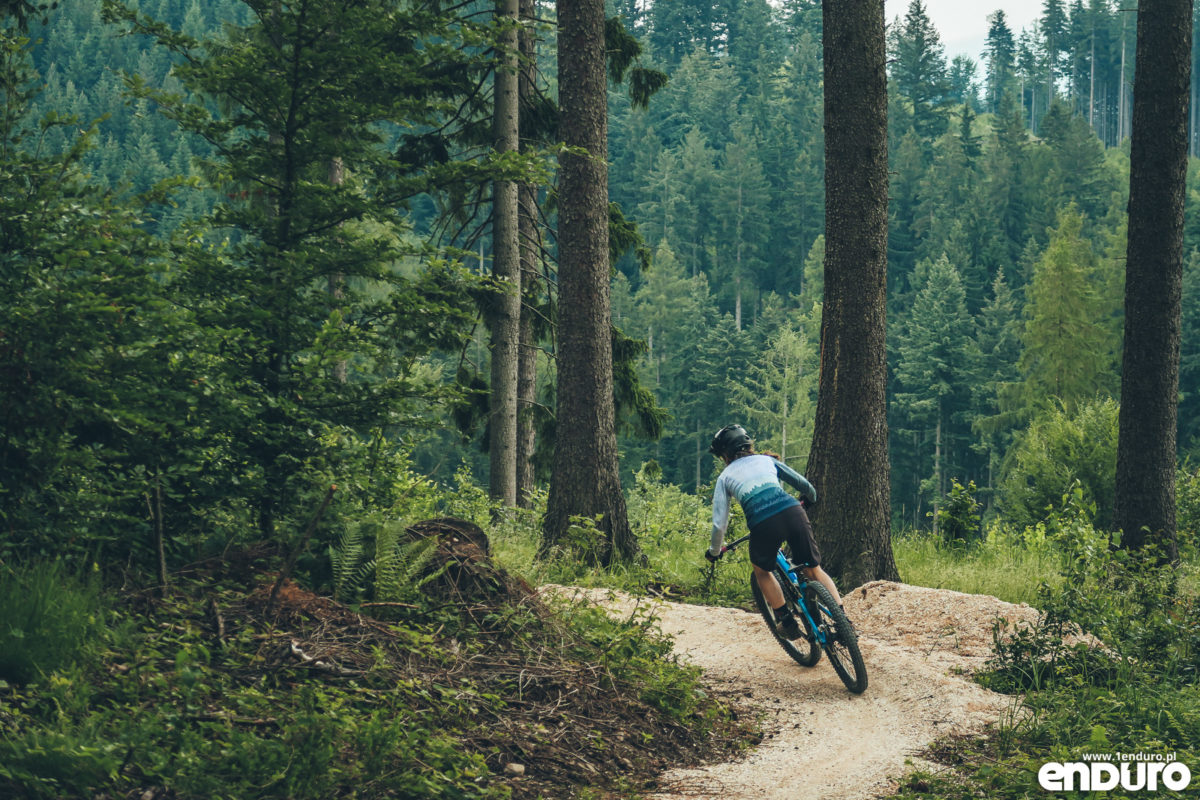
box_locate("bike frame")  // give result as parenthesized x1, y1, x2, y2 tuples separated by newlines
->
(722, 534, 828, 647)
(773, 549, 828, 647)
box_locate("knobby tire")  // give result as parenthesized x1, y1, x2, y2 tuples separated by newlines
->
(750, 570, 821, 668)
(809, 581, 868, 694)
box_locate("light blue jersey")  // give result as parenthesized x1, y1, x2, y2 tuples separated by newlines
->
(709, 454, 816, 556)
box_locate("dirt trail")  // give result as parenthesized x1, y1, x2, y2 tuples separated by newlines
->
(548, 581, 1041, 800)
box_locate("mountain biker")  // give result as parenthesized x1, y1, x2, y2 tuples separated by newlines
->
(704, 424, 844, 641)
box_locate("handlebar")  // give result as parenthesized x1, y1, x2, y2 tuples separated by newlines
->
(719, 533, 750, 556)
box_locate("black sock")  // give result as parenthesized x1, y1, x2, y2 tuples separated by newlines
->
(773, 604, 791, 619)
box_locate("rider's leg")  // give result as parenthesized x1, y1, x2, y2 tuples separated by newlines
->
(753, 564, 785, 609)
(802, 565, 843, 607)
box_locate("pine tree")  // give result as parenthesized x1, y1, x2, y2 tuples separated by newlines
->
(1179, 249, 1200, 454)
(810, 0, 899, 585)
(892, 256, 980, 525)
(728, 323, 817, 466)
(1019, 204, 1118, 409)
(543, 0, 637, 564)
(889, 0, 951, 145)
(713, 123, 770, 327)
(971, 269, 1023, 510)
(985, 10, 1018, 112)
(104, 0, 489, 541)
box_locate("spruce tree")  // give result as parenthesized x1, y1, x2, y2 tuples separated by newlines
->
(889, 0, 951, 145)
(892, 256, 980, 525)
(1019, 205, 1118, 409)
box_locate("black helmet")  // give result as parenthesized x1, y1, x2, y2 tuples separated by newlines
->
(709, 424, 752, 458)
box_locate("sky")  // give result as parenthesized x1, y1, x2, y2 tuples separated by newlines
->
(884, 0, 1045, 64)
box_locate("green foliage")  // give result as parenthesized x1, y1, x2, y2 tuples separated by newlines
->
(559, 600, 716, 727)
(931, 479, 982, 543)
(999, 397, 1118, 529)
(1175, 465, 1200, 559)
(0, 561, 106, 684)
(1017, 204, 1119, 410)
(892, 518, 1063, 605)
(893, 499, 1198, 800)
(0, 28, 194, 560)
(0, 589, 509, 800)
(727, 320, 816, 466)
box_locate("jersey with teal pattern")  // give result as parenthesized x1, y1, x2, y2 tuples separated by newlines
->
(709, 454, 817, 556)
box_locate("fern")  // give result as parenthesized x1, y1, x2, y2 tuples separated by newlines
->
(375, 525, 440, 603)
(330, 519, 443, 603)
(329, 523, 368, 601)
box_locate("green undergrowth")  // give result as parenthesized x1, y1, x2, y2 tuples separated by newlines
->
(487, 466, 756, 610)
(0, 533, 746, 800)
(893, 501, 1200, 800)
(891, 521, 1067, 606)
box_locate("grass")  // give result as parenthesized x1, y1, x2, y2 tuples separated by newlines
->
(891, 530, 1064, 606)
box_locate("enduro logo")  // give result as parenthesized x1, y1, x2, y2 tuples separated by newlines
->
(1038, 753, 1191, 792)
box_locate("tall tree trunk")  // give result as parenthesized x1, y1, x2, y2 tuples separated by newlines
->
(515, 0, 539, 506)
(328, 156, 347, 384)
(516, 185, 538, 506)
(1114, 0, 1191, 561)
(1120, 9, 1130, 140)
(1089, 28, 1096, 128)
(807, 0, 900, 588)
(932, 408, 942, 538)
(541, 0, 636, 564)
(489, 0, 522, 506)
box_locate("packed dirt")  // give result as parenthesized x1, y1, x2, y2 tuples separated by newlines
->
(547, 581, 1043, 800)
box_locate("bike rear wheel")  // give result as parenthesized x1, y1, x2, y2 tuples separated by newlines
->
(808, 582, 868, 693)
(750, 570, 821, 667)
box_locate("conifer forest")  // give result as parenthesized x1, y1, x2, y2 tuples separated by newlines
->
(2, 0, 1199, 797)
(11, 0, 1200, 542)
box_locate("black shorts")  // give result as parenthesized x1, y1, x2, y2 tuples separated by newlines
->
(747, 504, 821, 571)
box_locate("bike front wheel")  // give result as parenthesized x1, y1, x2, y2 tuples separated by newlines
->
(808, 582, 868, 694)
(750, 571, 821, 667)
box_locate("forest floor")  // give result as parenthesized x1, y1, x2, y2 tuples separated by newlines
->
(546, 581, 1043, 800)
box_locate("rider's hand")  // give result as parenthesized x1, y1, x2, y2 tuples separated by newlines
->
(704, 548, 721, 563)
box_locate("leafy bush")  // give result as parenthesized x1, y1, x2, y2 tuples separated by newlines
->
(998, 397, 1118, 529)
(931, 479, 982, 543)
(0, 560, 105, 684)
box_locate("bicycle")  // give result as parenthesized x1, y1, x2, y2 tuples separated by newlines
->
(718, 532, 868, 694)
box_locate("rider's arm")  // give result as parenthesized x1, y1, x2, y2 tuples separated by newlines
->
(709, 475, 731, 556)
(774, 459, 817, 505)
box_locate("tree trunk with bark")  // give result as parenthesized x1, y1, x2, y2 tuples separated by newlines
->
(541, 0, 636, 564)
(515, 0, 539, 506)
(488, 0, 522, 506)
(1113, 0, 1191, 561)
(806, 0, 900, 588)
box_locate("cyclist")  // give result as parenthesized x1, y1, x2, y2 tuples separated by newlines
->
(704, 424, 844, 640)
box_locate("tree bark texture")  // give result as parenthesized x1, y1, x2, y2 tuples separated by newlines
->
(541, 0, 636, 564)
(516, 0, 539, 506)
(1114, 0, 1191, 560)
(807, 0, 900, 588)
(488, 0, 522, 506)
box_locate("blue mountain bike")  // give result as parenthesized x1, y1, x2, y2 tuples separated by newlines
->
(720, 534, 868, 694)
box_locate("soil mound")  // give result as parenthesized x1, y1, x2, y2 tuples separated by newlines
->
(229, 519, 741, 798)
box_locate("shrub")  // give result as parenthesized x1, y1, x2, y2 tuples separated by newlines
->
(932, 479, 982, 543)
(999, 398, 1118, 529)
